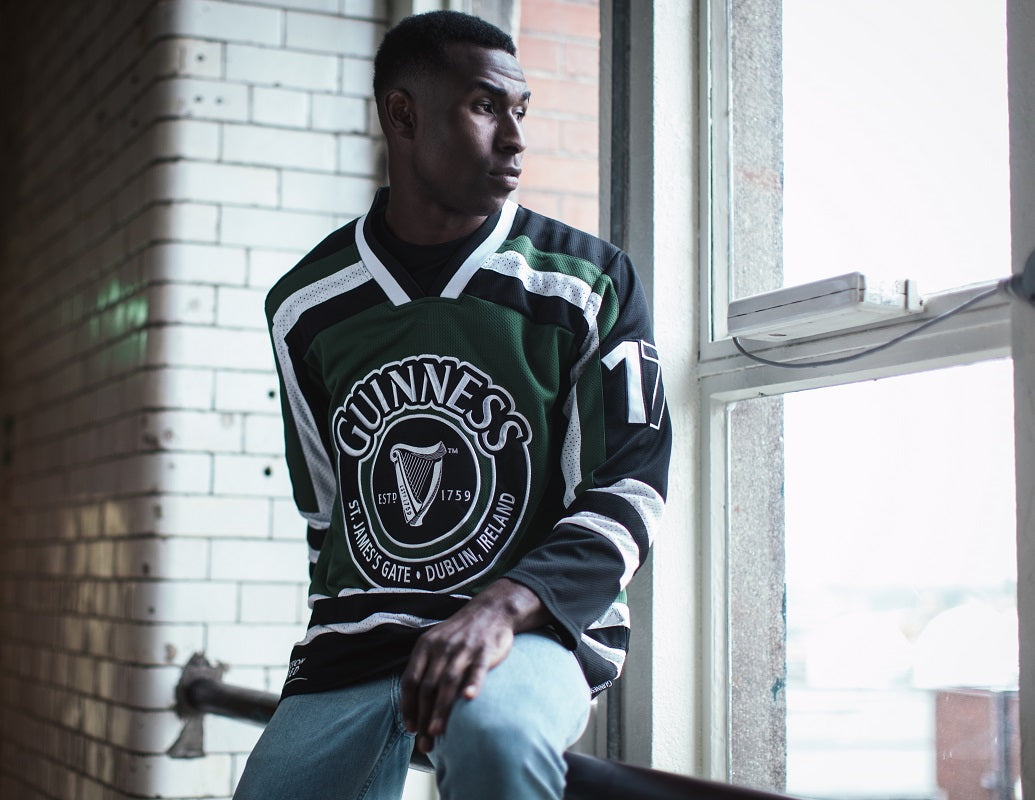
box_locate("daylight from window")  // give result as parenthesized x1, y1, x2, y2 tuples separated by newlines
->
(782, 0, 1011, 295)
(779, 1, 1016, 798)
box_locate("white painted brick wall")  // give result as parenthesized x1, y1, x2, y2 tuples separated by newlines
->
(148, 0, 284, 46)
(213, 371, 281, 414)
(285, 11, 383, 56)
(212, 453, 293, 497)
(145, 77, 252, 122)
(215, 286, 269, 328)
(249, 248, 301, 287)
(151, 495, 273, 537)
(226, 45, 340, 91)
(0, 0, 389, 797)
(220, 206, 337, 250)
(282, 170, 379, 214)
(157, 160, 281, 205)
(253, 86, 310, 128)
(151, 119, 223, 161)
(312, 93, 369, 132)
(223, 125, 338, 170)
(146, 243, 249, 284)
(243, 413, 285, 454)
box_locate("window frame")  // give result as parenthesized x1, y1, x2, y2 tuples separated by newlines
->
(610, 0, 1035, 791)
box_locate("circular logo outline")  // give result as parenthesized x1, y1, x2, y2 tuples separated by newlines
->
(364, 410, 483, 551)
(333, 354, 534, 592)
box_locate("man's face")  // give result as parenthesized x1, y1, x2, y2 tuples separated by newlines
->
(409, 44, 529, 220)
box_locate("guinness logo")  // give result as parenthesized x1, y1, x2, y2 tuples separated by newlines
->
(332, 355, 532, 592)
(390, 441, 447, 527)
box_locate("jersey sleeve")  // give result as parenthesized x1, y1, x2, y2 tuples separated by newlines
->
(266, 289, 337, 580)
(505, 249, 672, 652)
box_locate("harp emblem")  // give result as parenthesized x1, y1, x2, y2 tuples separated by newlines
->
(390, 442, 447, 527)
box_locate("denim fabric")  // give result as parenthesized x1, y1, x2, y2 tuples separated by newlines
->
(233, 631, 591, 800)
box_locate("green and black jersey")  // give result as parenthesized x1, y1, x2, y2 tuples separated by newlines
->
(267, 189, 672, 698)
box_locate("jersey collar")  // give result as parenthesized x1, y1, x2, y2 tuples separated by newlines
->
(356, 188, 519, 305)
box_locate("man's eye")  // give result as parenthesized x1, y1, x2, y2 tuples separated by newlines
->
(477, 102, 494, 113)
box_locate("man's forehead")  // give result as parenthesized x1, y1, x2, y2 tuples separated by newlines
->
(448, 44, 528, 96)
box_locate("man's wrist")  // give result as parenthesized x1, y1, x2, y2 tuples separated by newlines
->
(472, 578, 550, 632)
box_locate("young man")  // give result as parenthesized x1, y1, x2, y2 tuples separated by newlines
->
(235, 11, 671, 800)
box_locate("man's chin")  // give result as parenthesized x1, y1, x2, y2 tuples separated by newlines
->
(471, 193, 512, 217)
(425, 189, 512, 224)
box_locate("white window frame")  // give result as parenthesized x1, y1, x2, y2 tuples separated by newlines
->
(611, 0, 1035, 792)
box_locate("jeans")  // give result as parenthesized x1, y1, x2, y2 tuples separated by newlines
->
(233, 631, 592, 800)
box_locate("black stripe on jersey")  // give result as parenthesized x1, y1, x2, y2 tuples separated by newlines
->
(465, 269, 590, 335)
(577, 648, 620, 696)
(294, 220, 360, 272)
(308, 591, 469, 627)
(285, 345, 334, 458)
(284, 327, 332, 457)
(267, 221, 360, 311)
(509, 529, 627, 644)
(281, 624, 423, 699)
(510, 207, 621, 268)
(586, 624, 629, 653)
(306, 525, 326, 551)
(285, 279, 388, 360)
(306, 525, 326, 579)
(280, 281, 387, 459)
(569, 489, 651, 559)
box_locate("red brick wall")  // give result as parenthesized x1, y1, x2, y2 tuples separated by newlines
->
(935, 689, 1020, 800)
(517, 0, 600, 235)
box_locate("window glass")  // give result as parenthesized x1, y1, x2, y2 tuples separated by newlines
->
(729, 0, 1011, 302)
(729, 360, 1019, 797)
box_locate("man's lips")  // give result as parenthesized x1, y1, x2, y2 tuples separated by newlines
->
(490, 169, 521, 190)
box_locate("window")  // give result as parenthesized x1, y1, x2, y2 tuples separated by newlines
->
(731, 363, 1018, 796)
(698, 0, 1022, 795)
(608, 3, 1031, 792)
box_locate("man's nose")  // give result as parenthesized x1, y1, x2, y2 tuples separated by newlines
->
(498, 111, 526, 153)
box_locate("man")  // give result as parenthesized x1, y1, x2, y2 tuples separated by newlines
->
(234, 10, 671, 800)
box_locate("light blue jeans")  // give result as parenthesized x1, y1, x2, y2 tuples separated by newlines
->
(233, 632, 591, 800)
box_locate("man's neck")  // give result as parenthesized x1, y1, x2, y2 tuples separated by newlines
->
(383, 190, 489, 245)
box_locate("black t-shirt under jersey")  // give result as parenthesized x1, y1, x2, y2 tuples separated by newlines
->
(370, 209, 474, 296)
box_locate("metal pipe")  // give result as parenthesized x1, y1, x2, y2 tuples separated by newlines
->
(174, 653, 797, 799)
(183, 675, 278, 726)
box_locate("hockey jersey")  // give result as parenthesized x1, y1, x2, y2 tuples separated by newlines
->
(266, 188, 671, 698)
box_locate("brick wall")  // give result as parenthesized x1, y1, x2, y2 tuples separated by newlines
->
(517, 0, 600, 235)
(0, 1, 386, 797)
(0, 1, 599, 797)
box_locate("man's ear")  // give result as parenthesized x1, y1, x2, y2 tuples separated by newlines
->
(383, 89, 417, 140)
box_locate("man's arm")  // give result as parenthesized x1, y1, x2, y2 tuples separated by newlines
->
(400, 248, 671, 752)
(400, 578, 550, 754)
(505, 250, 670, 661)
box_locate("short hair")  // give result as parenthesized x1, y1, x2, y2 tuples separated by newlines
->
(373, 11, 516, 102)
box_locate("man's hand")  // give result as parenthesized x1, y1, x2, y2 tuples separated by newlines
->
(400, 578, 550, 754)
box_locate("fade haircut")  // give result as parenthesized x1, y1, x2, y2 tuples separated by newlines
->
(373, 10, 516, 102)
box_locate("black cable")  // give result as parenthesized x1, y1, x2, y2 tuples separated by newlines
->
(731, 282, 1005, 369)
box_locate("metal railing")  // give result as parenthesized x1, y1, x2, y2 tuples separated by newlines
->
(173, 652, 795, 800)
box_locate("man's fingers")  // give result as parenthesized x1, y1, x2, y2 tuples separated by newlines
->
(426, 663, 468, 738)
(408, 636, 485, 752)
(461, 656, 489, 700)
(414, 635, 471, 742)
(416, 732, 435, 755)
(400, 646, 429, 731)
(402, 607, 519, 751)
(413, 651, 449, 739)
